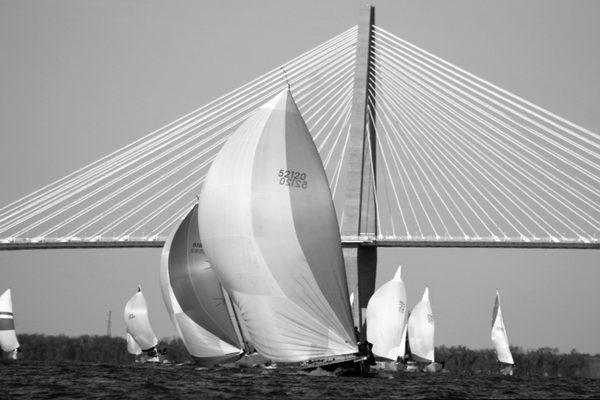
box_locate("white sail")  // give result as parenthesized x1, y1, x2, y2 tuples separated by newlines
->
(160, 204, 244, 366)
(407, 287, 435, 363)
(198, 89, 357, 362)
(123, 287, 158, 351)
(0, 289, 20, 352)
(398, 320, 408, 360)
(366, 266, 407, 360)
(126, 332, 142, 355)
(491, 291, 514, 365)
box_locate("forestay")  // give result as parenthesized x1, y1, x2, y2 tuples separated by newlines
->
(407, 287, 435, 363)
(366, 266, 407, 360)
(123, 287, 158, 351)
(198, 89, 357, 362)
(0, 289, 20, 353)
(160, 204, 244, 365)
(491, 291, 514, 365)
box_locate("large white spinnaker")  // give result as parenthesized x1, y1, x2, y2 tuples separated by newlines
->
(491, 291, 514, 365)
(366, 266, 407, 361)
(126, 332, 142, 356)
(123, 287, 158, 352)
(0, 289, 20, 356)
(198, 89, 357, 363)
(160, 204, 244, 366)
(407, 287, 435, 363)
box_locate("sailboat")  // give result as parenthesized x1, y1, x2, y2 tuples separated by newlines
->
(366, 266, 407, 370)
(123, 286, 160, 362)
(407, 287, 436, 372)
(0, 289, 20, 360)
(198, 89, 365, 373)
(160, 203, 249, 367)
(491, 290, 514, 375)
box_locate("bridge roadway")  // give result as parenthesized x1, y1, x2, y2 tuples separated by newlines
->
(1, 236, 598, 250)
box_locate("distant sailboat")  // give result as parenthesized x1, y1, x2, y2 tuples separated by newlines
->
(407, 287, 435, 370)
(123, 286, 159, 362)
(0, 289, 20, 360)
(491, 290, 514, 375)
(198, 89, 364, 372)
(160, 203, 246, 366)
(366, 266, 407, 363)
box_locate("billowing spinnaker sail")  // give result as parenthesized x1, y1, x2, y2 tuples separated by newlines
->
(407, 287, 434, 363)
(160, 204, 243, 365)
(123, 288, 158, 351)
(0, 289, 20, 352)
(126, 333, 142, 355)
(491, 291, 514, 365)
(198, 89, 357, 362)
(366, 266, 407, 360)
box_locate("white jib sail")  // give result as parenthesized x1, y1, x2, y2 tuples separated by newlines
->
(491, 291, 514, 365)
(198, 89, 357, 362)
(126, 332, 142, 355)
(366, 266, 407, 361)
(123, 287, 158, 351)
(407, 287, 435, 363)
(160, 204, 243, 365)
(0, 289, 20, 352)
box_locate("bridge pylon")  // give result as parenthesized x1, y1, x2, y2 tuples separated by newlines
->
(341, 5, 378, 337)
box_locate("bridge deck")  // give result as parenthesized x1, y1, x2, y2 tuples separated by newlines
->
(1, 237, 598, 250)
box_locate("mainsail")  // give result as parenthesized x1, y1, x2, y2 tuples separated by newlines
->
(0, 289, 20, 353)
(407, 287, 435, 363)
(123, 287, 158, 351)
(126, 332, 142, 356)
(366, 266, 407, 360)
(491, 291, 514, 365)
(160, 203, 244, 366)
(198, 89, 357, 362)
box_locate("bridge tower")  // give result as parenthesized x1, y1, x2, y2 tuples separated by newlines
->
(342, 5, 378, 337)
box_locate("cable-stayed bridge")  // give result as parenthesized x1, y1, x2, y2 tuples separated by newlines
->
(1, 7, 598, 253)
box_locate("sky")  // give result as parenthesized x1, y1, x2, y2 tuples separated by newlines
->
(0, 0, 599, 354)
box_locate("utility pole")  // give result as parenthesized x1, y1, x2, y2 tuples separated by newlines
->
(106, 310, 112, 337)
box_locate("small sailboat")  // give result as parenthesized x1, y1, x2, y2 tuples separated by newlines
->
(407, 287, 436, 371)
(123, 286, 159, 362)
(491, 290, 514, 375)
(198, 89, 365, 373)
(0, 289, 20, 360)
(366, 266, 407, 369)
(160, 203, 248, 367)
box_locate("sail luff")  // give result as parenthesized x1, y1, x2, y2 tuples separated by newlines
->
(0, 289, 20, 353)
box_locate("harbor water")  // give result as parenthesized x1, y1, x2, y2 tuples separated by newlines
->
(1, 362, 599, 399)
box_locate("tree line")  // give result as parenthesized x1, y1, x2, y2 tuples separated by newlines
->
(11, 334, 599, 377)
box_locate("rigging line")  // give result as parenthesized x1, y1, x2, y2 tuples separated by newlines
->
(320, 93, 354, 170)
(373, 27, 600, 151)
(330, 116, 352, 201)
(0, 28, 358, 221)
(374, 51, 600, 227)
(372, 78, 476, 238)
(374, 35, 600, 180)
(374, 73, 499, 238)
(376, 72, 509, 238)
(365, 87, 426, 238)
(378, 65, 577, 238)
(368, 84, 453, 238)
(366, 91, 409, 237)
(363, 111, 382, 236)
(315, 86, 353, 156)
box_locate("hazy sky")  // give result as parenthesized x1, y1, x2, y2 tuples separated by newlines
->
(1, 0, 599, 354)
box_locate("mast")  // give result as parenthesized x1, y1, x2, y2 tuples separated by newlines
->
(341, 5, 378, 338)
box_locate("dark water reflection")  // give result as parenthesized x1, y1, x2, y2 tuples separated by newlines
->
(1, 362, 599, 399)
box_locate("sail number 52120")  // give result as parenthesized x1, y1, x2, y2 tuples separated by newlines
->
(278, 169, 308, 189)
